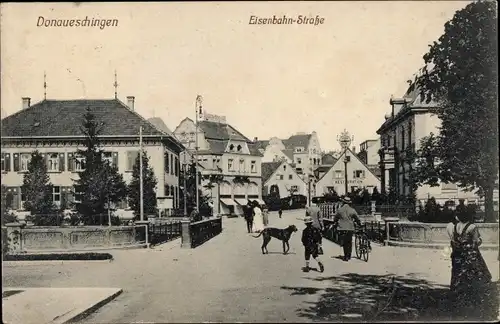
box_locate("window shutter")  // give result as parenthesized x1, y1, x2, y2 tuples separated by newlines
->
(5, 153, 11, 171)
(112, 152, 119, 169)
(170, 155, 174, 175)
(59, 153, 65, 171)
(67, 153, 74, 172)
(13, 153, 20, 172)
(165, 153, 170, 173)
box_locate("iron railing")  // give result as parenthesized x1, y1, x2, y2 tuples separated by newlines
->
(189, 217, 222, 248)
(149, 221, 182, 245)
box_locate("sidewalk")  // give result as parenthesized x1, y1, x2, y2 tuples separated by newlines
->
(2, 287, 122, 324)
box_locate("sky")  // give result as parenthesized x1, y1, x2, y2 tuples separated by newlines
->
(1, 1, 468, 151)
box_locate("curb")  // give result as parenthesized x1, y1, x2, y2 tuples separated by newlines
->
(3, 260, 114, 266)
(60, 288, 123, 323)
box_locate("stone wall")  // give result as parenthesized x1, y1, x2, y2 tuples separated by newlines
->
(4, 223, 147, 254)
(387, 222, 499, 249)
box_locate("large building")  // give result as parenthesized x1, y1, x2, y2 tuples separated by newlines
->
(261, 161, 308, 201)
(315, 147, 381, 197)
(1, 96, 184, 219)
(256, 132, 322, 180)
(174, 113, 263, 216)
(376, 85, 497, 206)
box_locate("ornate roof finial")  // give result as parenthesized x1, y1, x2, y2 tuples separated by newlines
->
(337, 129, 353, 150)
(113, 70, 118, 99)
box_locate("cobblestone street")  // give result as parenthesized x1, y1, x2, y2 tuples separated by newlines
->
(3, 210, 499, 322)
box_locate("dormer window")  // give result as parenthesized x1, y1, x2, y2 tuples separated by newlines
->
(229, 144, 234, 151)
(237, 145, 242, 152)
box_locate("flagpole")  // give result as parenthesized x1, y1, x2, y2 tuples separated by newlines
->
(140, 126, 144, 222)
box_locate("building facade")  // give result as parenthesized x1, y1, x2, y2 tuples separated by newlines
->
(315, 148, 381, 197)
(174, 113, 263, 216)
(261, 161, 308, 201)
(376, 86, 496, 205)
(1, 97, 184, 219)
(358, 139, 380, 166)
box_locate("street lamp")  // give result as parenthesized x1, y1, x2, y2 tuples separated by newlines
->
(337, 129, 354, 196)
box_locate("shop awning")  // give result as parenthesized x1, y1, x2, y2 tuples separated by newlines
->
(220, 198, 237, 206)
(234, 198, 249, 206)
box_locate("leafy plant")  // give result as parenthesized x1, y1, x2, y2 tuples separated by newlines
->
(409, 1, 498, 222)
(128, 150, 158, 219)
(21, 151, 55, 215)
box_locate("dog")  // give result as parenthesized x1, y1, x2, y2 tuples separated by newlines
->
(253, 225, 298, 254)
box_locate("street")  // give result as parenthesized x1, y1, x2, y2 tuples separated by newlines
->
(3, 209, 499, 322)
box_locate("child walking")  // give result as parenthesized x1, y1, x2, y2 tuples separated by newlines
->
(301, 216, 324, 273)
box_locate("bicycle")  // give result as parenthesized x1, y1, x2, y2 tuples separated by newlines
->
(354, 229, 371, 262)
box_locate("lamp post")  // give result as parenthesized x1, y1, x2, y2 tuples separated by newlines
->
(337, 129, 354, 196)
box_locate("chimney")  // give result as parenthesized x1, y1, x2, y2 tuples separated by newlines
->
(127, 96, 135, 110)
(22, 97, 31, 109)
(352, 146, 356, 153)
(254, 137, 258, 142)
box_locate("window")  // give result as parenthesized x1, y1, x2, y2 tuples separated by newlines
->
(239, 159, 245, 172)
(228, 159, 234, 171)
(1, 153, 10, 172)
(52, 186, 61, 203)
(353, 170, 365, 179)
(276, 174, 281, 180)
(283, 165, 286, 171)
(47, 153, 59, 172)
(175, 157, 179, 176)
(237, 145, 242, 152)
(102, 152, 113, 165)
(229, 144, 234, 151)
(75, 156, 86, 171)
(289, 174, 293, 180)
(73, 186, 83, 203)
(291, 185, 298, 191)
(165, 184, 171, 196)
(297, 158, 302, 164)
(401, 127, 405, 150)
(251, 160, 256, 173)
(20, 153, 31, 171)
(335, 170, 343, 179)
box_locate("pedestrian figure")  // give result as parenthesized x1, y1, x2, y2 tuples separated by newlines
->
(278, 207, 283, 219)
(262, 205, 269, 227)
(446, 211, 493, 319)
(244, 202, 254, 233)
(302, 216, 324, 273)
(251, 201, 265, 233)
(306, 205, 324, 232)
(332, 196, 362, 261)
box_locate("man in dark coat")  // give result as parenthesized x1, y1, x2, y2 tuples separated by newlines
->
(244, 201, 254, 233)
(333, 196, 362, 261)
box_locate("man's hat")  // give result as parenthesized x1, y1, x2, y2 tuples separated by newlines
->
(304, 216, 313, 224)
(341, 196, 352, 204)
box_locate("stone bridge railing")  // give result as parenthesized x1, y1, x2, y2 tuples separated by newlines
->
(3, 222, 148, 254)
(181, 217, 222, 248)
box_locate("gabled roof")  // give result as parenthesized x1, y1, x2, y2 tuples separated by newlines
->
(282, 149, 294, 160)
(261, 162, 282, 184)
(148, 117, 174, 135)
(254, 140, 269, 151)
(283, 134, 312, 150)
(317, 147, 381, 182)
(321, 153, 337, 165)
(1, 99, 165, 138)
(198, 120, 250, 142)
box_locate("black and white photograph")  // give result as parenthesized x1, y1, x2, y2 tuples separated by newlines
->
(1, 1, 498, 323)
